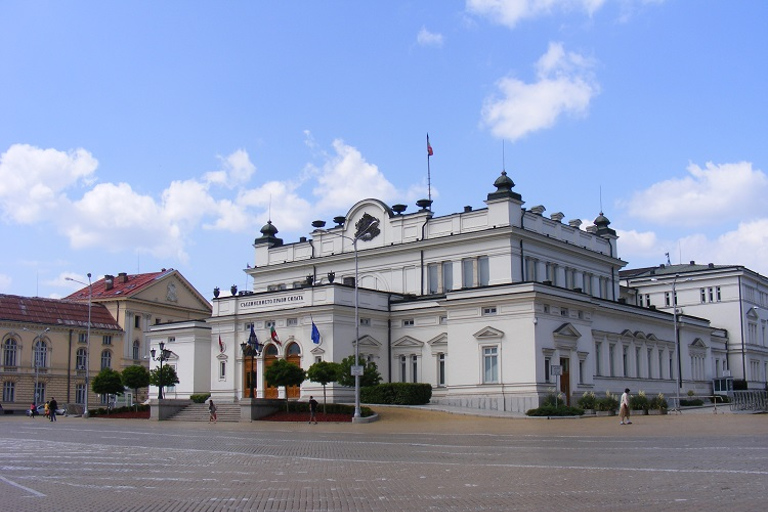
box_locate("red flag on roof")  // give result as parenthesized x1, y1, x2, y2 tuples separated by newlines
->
(427, 134, 433, 156)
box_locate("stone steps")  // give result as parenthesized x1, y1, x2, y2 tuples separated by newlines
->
(167, 402, 241, 422)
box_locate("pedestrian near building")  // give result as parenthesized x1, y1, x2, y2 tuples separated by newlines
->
(49, 397, 58, 422)
(208, 400, 217, 423)
(620, 389, 632, 425)
(308, 396, 318, 424)
(44, 401, 50, 419)
(30, 403, 37, 418)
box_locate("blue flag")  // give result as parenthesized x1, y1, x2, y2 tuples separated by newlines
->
(311, 322, 321, 344)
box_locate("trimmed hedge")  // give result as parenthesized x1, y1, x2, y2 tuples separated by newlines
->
(361, 383, 432, 405)
(526, 405, 584, 416)
(190, 393, 212, 403)
(90, 404, 149, 417)
(289, 401, 374, 417)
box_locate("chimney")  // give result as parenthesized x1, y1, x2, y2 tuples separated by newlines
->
(104, 274, 114, 290)
(118, 272, 128, 283)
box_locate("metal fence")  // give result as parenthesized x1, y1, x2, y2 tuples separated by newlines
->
(730, 390, 768, 412)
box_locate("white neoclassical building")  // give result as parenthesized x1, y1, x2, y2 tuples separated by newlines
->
(155, 171, 729, 412)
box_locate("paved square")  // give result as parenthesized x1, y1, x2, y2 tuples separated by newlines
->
(1, 408, 766, 511)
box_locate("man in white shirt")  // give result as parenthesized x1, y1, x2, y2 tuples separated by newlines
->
(620, 388, 632, 425)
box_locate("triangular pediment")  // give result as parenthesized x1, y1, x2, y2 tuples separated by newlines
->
(392, 336, 424, 348)
(310, 346, 325, 355)
(553, 323, 582, 339)
(620, 329, 634, 338)
(473, 326, 504, 340)
(690, 338, 708, 349)
(356, 335, 381, 348)
(634, 331, 647, 340)
(646, 333, 659, 341)
(427, 333, 447, 347)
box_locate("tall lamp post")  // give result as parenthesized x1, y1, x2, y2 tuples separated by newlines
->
(671, 274, 682, 413)
(150, 342, 172, 399)
(316, 219, 379, 419)
(24, 327, 50, 404)
(240, 326, 262, 399)
(66, 273, 92, 417)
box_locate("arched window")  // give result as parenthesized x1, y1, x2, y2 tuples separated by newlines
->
(34, 339, 48, 368)
(264, 344, 279, 357)
(286, 343, 301, 356)
(132, 340, 140, 360)
(2, 338, 18, 367)
(100, 350, 112, 369)
(76, 348, 87, 370)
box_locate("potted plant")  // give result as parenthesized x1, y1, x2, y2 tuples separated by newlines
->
(649, 393, 668, 415)
(577, 391, 596, 415)
(630, 390, 650, 415)
(595, 391, 618, 416)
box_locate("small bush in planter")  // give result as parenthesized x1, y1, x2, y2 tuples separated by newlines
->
(630, 391, 649, 411)
(649, 393, 668, 410)
(577, 391, 596, 410)
(526, 405, 584, 416)
(680, 398, 704, 406)
(190, 393, 211, 403)
(595, 392, 619, 412)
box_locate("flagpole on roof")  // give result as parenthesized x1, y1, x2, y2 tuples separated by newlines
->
(427, 133, 433, 208)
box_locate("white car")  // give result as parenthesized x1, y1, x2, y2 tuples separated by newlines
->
(26, 404, 66, 417)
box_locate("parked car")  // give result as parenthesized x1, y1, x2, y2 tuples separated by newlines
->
(26, 404, 66, 417)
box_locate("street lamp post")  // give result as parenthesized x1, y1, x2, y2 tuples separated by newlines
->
(150, 342, 172, 399)
(240, 326, 262, 399)
(671, 274, 682, 414)
(66, 273, 92, 417)
(316, 219, 379, 419)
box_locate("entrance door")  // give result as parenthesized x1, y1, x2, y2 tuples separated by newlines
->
(285, 343, 302, 399)
(559, 357, 571, 405)
(243, 357, 257, 398)
(263, 344, 279, 399)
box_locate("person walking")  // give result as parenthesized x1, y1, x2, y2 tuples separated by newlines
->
(208, 399, 217, 423)
(619, 388, 632, 425)
(308, 396, 318, 425)
(44, 401, 50, 419)
(30, 403, 37, 418)
(49, 397, 58, 422)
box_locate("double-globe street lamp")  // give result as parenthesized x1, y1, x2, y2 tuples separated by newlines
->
(150, 342, 173, 399)
(66, 273, 92, 417)
(240, 326, 263, 399)
(316, 219, 380, 419)
(654, 273, 690, 413)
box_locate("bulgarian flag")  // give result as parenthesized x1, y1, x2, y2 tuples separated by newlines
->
(218, 335, 225, 353)
(270, 325, 282, 346)
(427, 134, 433, 156)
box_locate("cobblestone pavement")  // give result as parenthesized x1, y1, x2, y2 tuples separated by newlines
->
(1, 408, 766, 512)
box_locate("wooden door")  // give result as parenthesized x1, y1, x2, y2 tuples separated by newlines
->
(285, 342, 302, 399)
(263, 344, 279, 399)
(559, 357, 571, 405)
(243, 357, 257, 398)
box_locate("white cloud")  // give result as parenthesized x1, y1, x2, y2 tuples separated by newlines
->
(203, 149, 256, 187)
(481, 42, 600, 140)
(0, 273, 12, 292)
(417, 27, 444, 47)
(311, 139, 399, 213)
(675, 219, 768, 275)
(0, 144, 98, 223)
(623, 161, 768, 227)
(467, 0, 607, 28)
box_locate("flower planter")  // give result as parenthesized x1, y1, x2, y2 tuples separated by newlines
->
(595, 410, 616, 417)
(648, 409, 668, 415)
(582, 409, 595, 416)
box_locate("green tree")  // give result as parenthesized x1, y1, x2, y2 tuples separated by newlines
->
(264, 359, 306, 411)
(121, 365, 150, 409)
(91, 368, 125, 409)
(306, 361, 341, 413)
(337, 355, 382, 388)
(149, 365, 180, 398)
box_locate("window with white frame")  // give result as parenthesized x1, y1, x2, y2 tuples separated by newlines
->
(244, 322, 254, 331)
(400, 355, 407, 383)
(658, 350, 665, 379)
(102, 335, 112, 345)
(133, 340, 140, 360)
(265, 320, 276, 329)
(482, 306, 497, 316)
(101, 350, 112, 369)
(544, 357, 551, 383)
(33, 340, 47, 369)
(411, 355, 418, 383)
(442, 261, 453, 291)
(3, 338, 18, 367)
(219, 361, 226, 380)
(647, 348, 653, 379)
(595, 342, 602, 375)
(635, 347, 641, 378)
(483, 346, 499, 383)
(287, 318, 298, 326)
(437, 353, 446, 386)
(78, 332, 87, 344)
(427, 263, 439, 294)
(462, 259, 474, 288)
(622, 346, 628, 377)
(75, 383, 86, 404)
(76, 348, 87, 370)
(403, 319, 414, 327)
(609, 344, 616, 377)
(359, 318, 371, 326)
(168, 336, 176, 343)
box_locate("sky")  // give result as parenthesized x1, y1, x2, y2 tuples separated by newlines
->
(1, 0, 767, 301)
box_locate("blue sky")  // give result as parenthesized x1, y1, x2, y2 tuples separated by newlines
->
(1, 1, 767, 300)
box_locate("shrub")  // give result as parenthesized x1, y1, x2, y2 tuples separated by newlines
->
(190, 393, 211, 403)
(526, 405, 584, 416)
(361, 383, 432, 405)
(90, 404, 149, 417)
(630, 392, 650, 411)
(595, 395, 619, 411)
(576, 391, 596, 409)
(649, 393, 668, 410)
(680, 398, 704, 406)
(284, 401, 374, 417)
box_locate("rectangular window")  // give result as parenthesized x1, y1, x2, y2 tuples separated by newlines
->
(583, 274, 592, 295)
(595, 342, 602, 376)
(400, 355, 407, 383)
(664, 292, 671, 307)
(578, 359, 584, 384)
(359, 318, 371, 326)
(78, 333, 87, 344)
(442, 262, 453, 292)
(560, 308, 569, 317)
(462, 259, 474, 288)
(168, 336, 176, 343)
(439, 315, 448, 325)
(219, 361, 226, 379)
(708, 287, 714, 302)
(437, 353, 446, 387)
(482, 306, 497, 316)
(403, 319, 414, 327)
(75, 383, 86, 405)
(700, 288, 706, 303)
(287, 318, 298, 326)
(565, 268, 574, 289)
(544, 357, 551, 383)
(647, 348, 653, 379)
(244, 322, 254, 331)
(155, 318, 161, 325)
(3, 381, 15, 402)
(526, 258, 537, 282)
(716, 286, 721, 302)
(315, 356, 322, 364)
(412, 355, 418, 383)
(34, 382, 45, 403)
(265, 320, 276, 329)
(427, 263, 439, 294)
(134, 316, 140, 328)
(622, 346, 628, 377)
(635, 347, 641, 378)
(659, 350, 665, 380)
(546, 263, 556, 284)
(483, 347, 499, 383)
(609, 344, 616, 377)
(644, 294, 651, 307)
(102, 335, 112, 346)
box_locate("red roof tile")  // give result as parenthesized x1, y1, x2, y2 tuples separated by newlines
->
(64, 269, 175, 301)
(0, 294, 122, 331)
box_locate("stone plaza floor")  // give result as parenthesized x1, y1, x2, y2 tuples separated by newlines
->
(1, 407, 766, 511)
